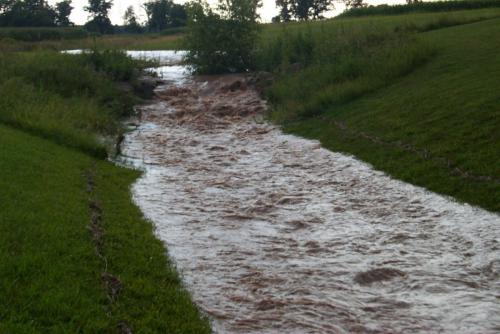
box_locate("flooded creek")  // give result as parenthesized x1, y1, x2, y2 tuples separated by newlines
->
(119, 51, 500, 333)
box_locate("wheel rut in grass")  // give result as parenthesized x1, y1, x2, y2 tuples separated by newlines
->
(84, 164, 132, 334)
(119, 52, 500, 334)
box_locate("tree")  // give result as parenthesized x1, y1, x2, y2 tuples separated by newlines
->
(291, 0, 312, 20)
(144, 0, 170, 31)
(169, 3, 187, 27)
(344, 0, 366, 9)
(0, 0, 57, 26)
(84, 0, 113, 34)
(310, 0, 332, 19)
(184, 0, 262, 74)
(276, 0, 333, 21)
(144, 0, 187, 32)
(275, 0, 291, 22)
(55, 0, 73, 26)
(0, 0, 15, 14)
(123, 5, 142, 33)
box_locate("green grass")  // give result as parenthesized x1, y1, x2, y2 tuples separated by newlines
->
(265, 15, 500, 212)
(0, 125, 210, 333)
(260, 8, 500, 40)
(0, 27, 88, 41)
(0, 51, 141, 158)
(0, 48, 210, 331)
(339, 0, 500, 18)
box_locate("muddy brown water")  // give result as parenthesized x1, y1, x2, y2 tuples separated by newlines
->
(118, 51, 500, 334)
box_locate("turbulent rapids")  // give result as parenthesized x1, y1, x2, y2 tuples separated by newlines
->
(119, 51, 500, 334)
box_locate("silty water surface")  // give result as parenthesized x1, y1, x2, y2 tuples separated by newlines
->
(119, 51, 500, 334)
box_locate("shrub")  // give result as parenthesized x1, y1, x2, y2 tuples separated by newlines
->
(184, 0, 261, 74)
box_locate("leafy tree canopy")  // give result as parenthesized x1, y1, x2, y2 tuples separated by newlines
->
(144, 0, 187, 32)
(123, 5, 142, 33)
(0, 0, 73, 27)
(275, 0, 333, 21)
(84, 0, 113, 34)
(184, 0, 261, 74)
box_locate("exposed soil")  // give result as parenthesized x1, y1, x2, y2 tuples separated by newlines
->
(118, 52, 500, 334)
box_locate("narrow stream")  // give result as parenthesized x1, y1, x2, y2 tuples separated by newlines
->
(119, 51, 500, 334)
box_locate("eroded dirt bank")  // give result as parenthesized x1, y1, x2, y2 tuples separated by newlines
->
(120, 53, 500, 334)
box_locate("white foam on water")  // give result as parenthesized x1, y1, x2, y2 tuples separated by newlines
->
(120, 55, 500, 334)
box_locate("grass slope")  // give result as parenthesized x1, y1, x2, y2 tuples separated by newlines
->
(0, 50, 210, 331)
(277, 18, 500, 212)
(0, 125, 211, 333)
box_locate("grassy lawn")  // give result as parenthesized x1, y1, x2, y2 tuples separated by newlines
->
(270, 17, 500, 212)
(0, 125, 210, 333)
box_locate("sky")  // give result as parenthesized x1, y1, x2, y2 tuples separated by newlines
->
(47, 0, 406, 26)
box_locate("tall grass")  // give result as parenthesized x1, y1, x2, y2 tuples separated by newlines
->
(257, 10, 500, 211)
(256, 9, 500, 121)
(0, 51, 140, 158)
(0, 32, 183, 52)
(0, 27, 88, 41)
(340, 0, 500, 17)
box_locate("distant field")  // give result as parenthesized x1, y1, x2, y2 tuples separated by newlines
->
(0, 26, 88, 41)
(0, 32, 183, 52)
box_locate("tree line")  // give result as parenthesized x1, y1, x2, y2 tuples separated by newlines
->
(0, 0, 188, 34)
(0, 0, 73, 27)
(273, 0, 371, 22)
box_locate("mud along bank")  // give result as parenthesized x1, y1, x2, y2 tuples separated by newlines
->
(119, 53, 500, 334)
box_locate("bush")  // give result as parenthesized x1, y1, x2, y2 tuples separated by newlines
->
(82, 49, 139, 81)
(184, 0, 261, 74)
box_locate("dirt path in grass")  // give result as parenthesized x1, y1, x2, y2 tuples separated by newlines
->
(119, 52, 500, 334)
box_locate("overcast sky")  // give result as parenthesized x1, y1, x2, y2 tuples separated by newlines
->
(47, 0, 405, 25)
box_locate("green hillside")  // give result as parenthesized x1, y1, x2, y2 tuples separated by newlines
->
(262, 13, 500, 212)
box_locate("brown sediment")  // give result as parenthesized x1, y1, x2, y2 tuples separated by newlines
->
(354, 268, 407, 285)
(119, 58, 500, 334)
